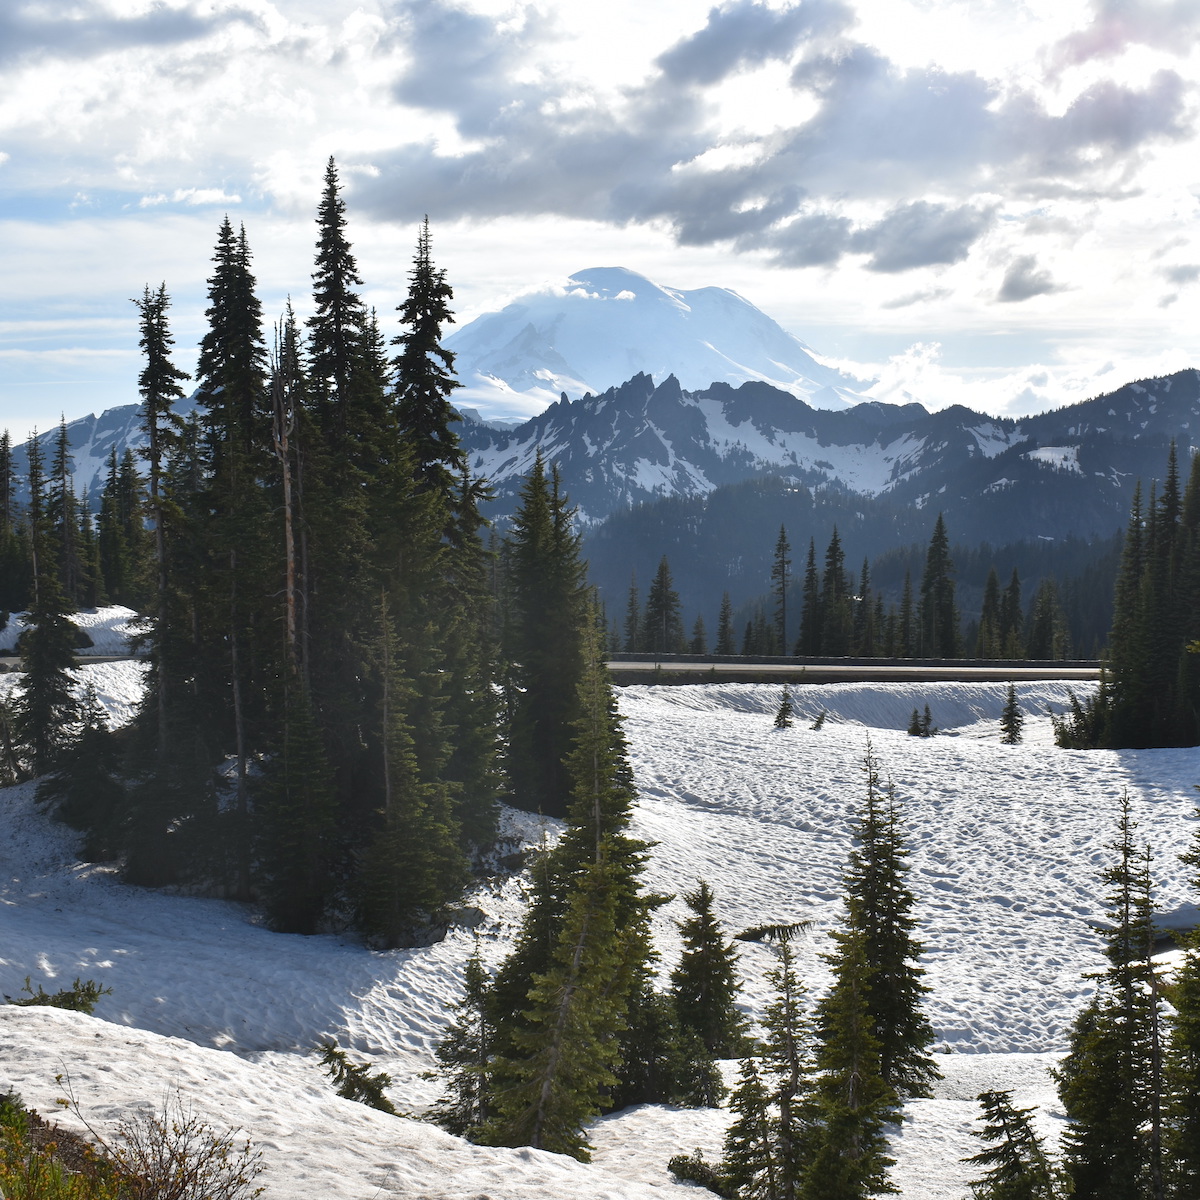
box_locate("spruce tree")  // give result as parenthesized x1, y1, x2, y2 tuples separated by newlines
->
(716, 591, 736, 656)
(644, 555, 685, 654)
(773, 524, 792, 652)
(797, 539, 821, 655)
(821, 528, 852, 656)
(918, 514, 957, 657)
(722, 1056, 783, 1199)
(505, 452, 587, 816)
(1056, 793, 1164, 1199)
(808, 926, 899, 1199)
(670, 880, 748, 1058)
(1165, 843, 1200, 1197)
(428, 944, 494, 1137)
(691, 613, 708, 654)
(977, 567, 1002, 659)
(624, 572, 641, 652)
(843, 748, 940, 1098)
(770, 684, 793, 728)
(963, 1090, 1058, 1200)
(1000, 684, 1024, 745)
(393, 216, 465, 502)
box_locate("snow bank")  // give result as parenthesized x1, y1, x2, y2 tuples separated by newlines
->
(0, 606, 140, 655)
(1, 674, 1195, 1198)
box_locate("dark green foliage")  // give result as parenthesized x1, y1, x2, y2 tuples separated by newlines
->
(1056, 795, 1165, 1200)
(964, 1090, 1058, 1200)
(427, 946, 494, 1137)
(1000, 684, 1024, 745)
(35, 682, 124, 859)
(918, 514, 957, 657)
(722, 1057, 783, 1198)
(504, 452, 587, 817)
(393, 216, 466, 500)
(716, 590, 736, 655)
(810, 711, 827, 732)
(623, 572, 641, 652)
(807, 928, 899, 1198)
(671, 879, 749, 1058)
(773, 524, 791, 651)
(610, 981, 726, 1110)
(644, 555, 685, 654)
(7, 976, 111, 1013)
(316, 1039, 398, 1114)
(907, 706, 935, 738)
(775, 686, 795, 729)
(251, 672, 338, 935)
(668, 1149, 734, 1197)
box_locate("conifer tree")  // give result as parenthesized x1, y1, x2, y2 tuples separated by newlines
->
(393, 216, 465, 503)
(821, 528, 852, 656)
(1165, 815, 1200, 1198)
(252, 669, 338, 935)
(775, 685, 796, 729)
(1056, 794, 1164, 1199)
(797, 539, 821, 656)
(644, 555, 685, 654)
(624, 572, 641, 652)
(48, 419, 82, 604)
(843, 748, 939, 1098)
(429, 944, 494, 1137)
(33, 682, 123, 860)
(896, 571, 915, 659)
(773, 524, 792, 652)
(722, 1056, 783, 1199)
(670, 880, 748, 1058)
(977, 567, 1003, 659)
(852, 558, 875, 657)
(1000, 684, 1024, 745)
(691, 613, 709, 654)
(918, 514, 957, 657)
(963, 1090, 1058, 1200)
(505, 452, 587, 816)
(808, 926, 899, 1199)
(1000, 569, 1024, 658)
(716, 591, 736, 655)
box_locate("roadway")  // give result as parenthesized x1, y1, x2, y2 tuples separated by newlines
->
(608, 658, 1101, 684)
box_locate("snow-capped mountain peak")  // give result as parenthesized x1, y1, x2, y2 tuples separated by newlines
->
(446, 267, 872, 421)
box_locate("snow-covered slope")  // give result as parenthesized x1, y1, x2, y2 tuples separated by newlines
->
(447, 267, 871, 417)
(3, 667, 1197, 1197)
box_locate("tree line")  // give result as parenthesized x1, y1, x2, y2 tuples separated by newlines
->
(620, 514, 1075, 661)
(1, 159, 603, 945)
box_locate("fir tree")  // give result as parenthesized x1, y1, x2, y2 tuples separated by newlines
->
(691, 613, 709, 655)
(428, 944, 494, 1137)
(722, 1056, 783, 1199)
(716, 591, 736, 656)
(977, 567, 1003, 659)
(624, 572, 641, 652)
(821, 528, 852, 656)
(808, 926, 899, 1199)
(1056, 793, 1165, 1200)
(773, 524, 792, 652)
(393, 216, 465, 503)
(775, 685, 796, 729)
(918, 514, 957, 657)
(670, 880, 748, 1058)
(797, 539, 821, 655)
(644, 555, 685, 655)
(505, 453, 587, 816)
(1000, 684, 1024, 745)
(963, 1090, 1058, 1200)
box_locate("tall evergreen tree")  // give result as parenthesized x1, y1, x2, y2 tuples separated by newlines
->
(977, 567, 1003, 659)
(797, 539, 821, 656)
(624, 572, 641, 652)
(773, 524, 792, 653)
(505, 452, 587, 817)
(1056, 793, 1164, 1200)
(644, 555, 685, 655)
(670, 880, 748, 1057)
(428, 944, 494, 1137)
(1000, 684, 1024, 745)
(821, 528, 852, 656)
(716, 591, 736, 656)
(918, 514, 957, 657)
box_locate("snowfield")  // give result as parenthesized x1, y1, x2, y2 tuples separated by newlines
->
(1, 671, 1197, 1198)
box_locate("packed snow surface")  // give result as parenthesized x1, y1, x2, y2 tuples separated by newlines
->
(3, 674, 1197, 1197)
(0, 606, 139, 656)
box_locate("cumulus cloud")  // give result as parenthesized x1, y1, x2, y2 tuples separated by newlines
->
(1048, 0, 1200, 70)
(654, 0, 853, 86)
(1162, 263, 1200, 284)
(850, 201, 994, 273)
(997, 256, 1063, 302)
(352, 0, 1191, 275)
(880, 288, 952, 309)
(0, 0, 255, 65)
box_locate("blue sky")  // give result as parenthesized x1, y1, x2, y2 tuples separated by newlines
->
(2, 0, 1199, 440)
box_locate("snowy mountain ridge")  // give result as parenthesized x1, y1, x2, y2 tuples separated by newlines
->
(445, 266, 872, 418)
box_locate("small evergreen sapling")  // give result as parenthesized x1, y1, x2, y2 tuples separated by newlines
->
(316, 1039, 398, 1114)
(964, 1090, 1058, 1199)
(1000, 684, 1024, 745)
(775, 686, 795, 729)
